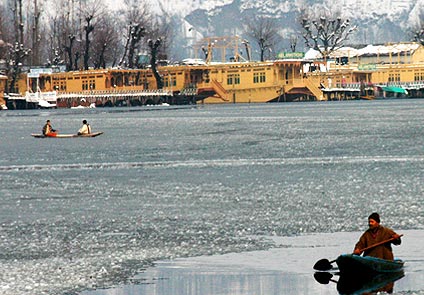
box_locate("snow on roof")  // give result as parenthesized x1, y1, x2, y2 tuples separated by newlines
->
(304, 48, 320, 60)
(304, 43, 421, 59)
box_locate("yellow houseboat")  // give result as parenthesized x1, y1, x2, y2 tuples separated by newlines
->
(312, 42, 424, 100)
(5, 41, 424, 109)
(9, 59, 324, 109)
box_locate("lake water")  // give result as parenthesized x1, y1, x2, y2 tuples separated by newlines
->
(1, 100, 423, 295)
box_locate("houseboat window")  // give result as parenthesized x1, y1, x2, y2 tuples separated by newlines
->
(227, 74, 240, 85)
(165, 77, 176, 87)
(388, 73, 400, 82)
(336, 57, 349, 65)
(414, 72, 424, 81)
(253, 72, 266, 83)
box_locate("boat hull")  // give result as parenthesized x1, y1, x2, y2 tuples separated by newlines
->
(31, 132, 103, 138)
(336, 254, 404, 274)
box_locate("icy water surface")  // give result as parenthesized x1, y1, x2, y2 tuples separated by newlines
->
(1, 101, 424, 295)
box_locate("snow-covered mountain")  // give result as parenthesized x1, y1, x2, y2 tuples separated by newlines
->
(127, 0, 424, 60)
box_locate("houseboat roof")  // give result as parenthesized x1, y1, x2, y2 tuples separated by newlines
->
(305, 42, 421, 59)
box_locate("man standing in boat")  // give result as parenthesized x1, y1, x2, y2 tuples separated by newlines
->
(78, 120, 91, 135)
(353, 212, 402, 260)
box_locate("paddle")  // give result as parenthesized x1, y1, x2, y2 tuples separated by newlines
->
(314, 271, 338, 284)
(313, 234, 403, 271)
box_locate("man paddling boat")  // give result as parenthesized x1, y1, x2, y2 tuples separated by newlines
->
(353, 212, 402, 261)
(314, 213, 403, 273)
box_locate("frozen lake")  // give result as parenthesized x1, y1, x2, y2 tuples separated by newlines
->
(1, 100, 424, 295)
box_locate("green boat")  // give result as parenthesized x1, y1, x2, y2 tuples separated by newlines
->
(336, 254, 404, 274)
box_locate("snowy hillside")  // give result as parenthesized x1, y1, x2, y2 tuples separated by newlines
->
(108, 0, 424, 60)
(154, 0, 422, 24)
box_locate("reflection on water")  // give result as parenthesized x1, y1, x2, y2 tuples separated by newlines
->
(85, 269, 311, 295)
(314, 270, 404, 294)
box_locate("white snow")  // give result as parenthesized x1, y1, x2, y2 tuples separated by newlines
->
(304, 43, 421, 59)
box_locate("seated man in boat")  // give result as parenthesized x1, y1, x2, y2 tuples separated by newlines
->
(77, 119, 91, 135)
(42, 120, 57, 137)
(353, 212, 402, 261)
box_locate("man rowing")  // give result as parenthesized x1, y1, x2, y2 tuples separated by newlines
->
(353, 212, 402, 261)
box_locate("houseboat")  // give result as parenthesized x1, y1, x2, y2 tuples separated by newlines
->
(4, 40, 424, 109)
(311, 42, 424, 100)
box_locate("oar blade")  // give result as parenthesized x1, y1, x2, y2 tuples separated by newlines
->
(314, 271, 333, 284)
(313, 258, 334, 271)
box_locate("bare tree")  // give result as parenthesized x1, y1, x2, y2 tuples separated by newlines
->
(47, 0, 78, 70)
(413, 30, 424, 45)
(82, 14, 94, 70)
(9, 42, 31, 92)
(300, 9, 357, 62)
(0, 2, 13, 55)
(0, 2, 13, 93)
(243, 16, 280, 61)
(412, 9, 424, 45)
(148, 38, 163, 89)
(26, 0, 44, 66)
(79, 0, 105, 70)
(118, 0, 151, 68)
(91, 13, 121, 68)
(48, 0, 104, 70)
(289, 35, 298, 52)
(4, 0, 31, 93)
(147, 15, 173, 62)
(14, 0, 24, 45)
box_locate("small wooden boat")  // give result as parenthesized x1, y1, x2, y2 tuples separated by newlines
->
(31, 132, 103, 138)
(336, 254, 404, 274)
